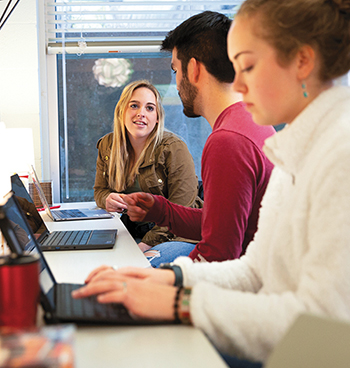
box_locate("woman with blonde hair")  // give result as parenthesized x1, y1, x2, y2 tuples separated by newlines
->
(94, 80, 201, 251)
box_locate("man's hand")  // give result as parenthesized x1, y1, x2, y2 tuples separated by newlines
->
(123, 192, 155, 221)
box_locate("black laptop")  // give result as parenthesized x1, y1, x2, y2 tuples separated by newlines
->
(0, 192, 144, 325)
(29, 165, 113, 221)
(11, 174, 117, 251)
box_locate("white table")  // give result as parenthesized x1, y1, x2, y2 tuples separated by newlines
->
(75, 325, 228, 368)
(39, 202, 228, 368)
(41, 202, 150, 284)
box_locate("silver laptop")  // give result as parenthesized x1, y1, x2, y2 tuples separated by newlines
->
(29, 165, 113, 221)
(11, 174, 117, 251)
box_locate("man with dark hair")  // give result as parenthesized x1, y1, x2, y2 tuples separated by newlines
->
(125, 11, 275, 266)
(162, 11, 234, 84)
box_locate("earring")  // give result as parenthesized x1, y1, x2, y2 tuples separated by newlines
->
(302, 82, 309, 98)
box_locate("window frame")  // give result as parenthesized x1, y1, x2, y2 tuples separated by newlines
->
(40, 0, 240, 202)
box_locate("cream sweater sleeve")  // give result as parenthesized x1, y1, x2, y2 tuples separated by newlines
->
(174, 136, 350, 363)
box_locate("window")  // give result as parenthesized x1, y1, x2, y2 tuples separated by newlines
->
(45, 0, 242, 202)
(57, 52, 212, 201)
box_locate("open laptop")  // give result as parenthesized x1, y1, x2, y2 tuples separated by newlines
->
(11, 174, 117, 251)
(29, 165, 113, 221)
(0, 192, 149, 325)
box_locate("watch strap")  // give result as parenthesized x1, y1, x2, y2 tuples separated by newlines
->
(160, 263, 183, 287)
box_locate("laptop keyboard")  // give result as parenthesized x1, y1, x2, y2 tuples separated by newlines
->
(58, 284, 131, 320)
(42, 230, 93, 246)
(54, 209, 87, 218)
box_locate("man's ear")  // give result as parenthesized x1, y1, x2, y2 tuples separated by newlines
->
(187, 57, 201, 84)
(296, 44, 316, 80)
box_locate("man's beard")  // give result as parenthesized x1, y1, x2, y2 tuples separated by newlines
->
(178, 75, 201, 118)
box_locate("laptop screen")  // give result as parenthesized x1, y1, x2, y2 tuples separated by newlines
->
(11, 174, 48, 238)
(0, 193, 56, 306)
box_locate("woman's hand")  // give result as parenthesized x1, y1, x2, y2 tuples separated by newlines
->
(72, 266, 177, 321)
(123, 192, 155, 221)
(105, 193, 127, 212)
(84, 265, 175, 286)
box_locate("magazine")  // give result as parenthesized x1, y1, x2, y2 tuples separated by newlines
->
(0, 324, 75, 368)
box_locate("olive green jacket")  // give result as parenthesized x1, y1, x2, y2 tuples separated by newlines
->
(94, 131, 203, 246)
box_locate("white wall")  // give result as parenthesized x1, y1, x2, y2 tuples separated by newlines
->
(0, 0, 42, 177)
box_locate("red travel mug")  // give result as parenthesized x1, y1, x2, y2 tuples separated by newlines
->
(0, 254, 40, 330)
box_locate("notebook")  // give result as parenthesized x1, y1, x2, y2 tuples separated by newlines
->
(29, 165, 113, 221)
(11, 174, 117, 251)
(0, 192, 142, 325)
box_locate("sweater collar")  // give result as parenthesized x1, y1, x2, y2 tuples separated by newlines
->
(263, 86, 350, 176)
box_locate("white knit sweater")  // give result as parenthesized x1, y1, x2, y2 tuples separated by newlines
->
(174, 86, 350, 362)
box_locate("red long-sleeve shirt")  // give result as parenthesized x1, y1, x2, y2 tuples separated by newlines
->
(145, 102, 275, 261)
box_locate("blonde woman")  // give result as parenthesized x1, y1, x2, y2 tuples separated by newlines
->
(94, 80, 201, 251)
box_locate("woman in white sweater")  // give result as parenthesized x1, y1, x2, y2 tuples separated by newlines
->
(72, 0, 350, 366)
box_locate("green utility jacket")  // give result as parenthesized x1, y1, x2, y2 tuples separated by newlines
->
(94, 131, 202, 246)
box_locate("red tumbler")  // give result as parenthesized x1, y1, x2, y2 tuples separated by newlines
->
(0, 254, 40, 329)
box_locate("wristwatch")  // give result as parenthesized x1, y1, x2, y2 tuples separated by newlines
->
(159, 263, 183, 287)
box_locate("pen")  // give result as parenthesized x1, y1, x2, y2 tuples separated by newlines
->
(37, 205, 61, 212)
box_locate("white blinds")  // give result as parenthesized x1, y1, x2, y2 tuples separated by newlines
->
(45, 0, 242, 54)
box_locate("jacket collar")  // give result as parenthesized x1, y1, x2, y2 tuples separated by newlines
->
(263, 86, 350, 176)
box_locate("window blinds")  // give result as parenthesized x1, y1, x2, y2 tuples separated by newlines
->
(45, 0, 242, 54)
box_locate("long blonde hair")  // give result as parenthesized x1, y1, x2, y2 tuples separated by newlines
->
(109, 80, 165, 192)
